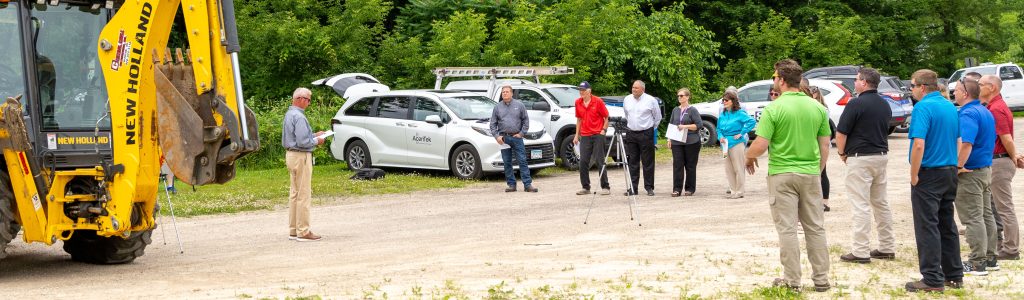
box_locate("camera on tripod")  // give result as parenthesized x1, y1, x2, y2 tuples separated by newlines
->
(608, 116, 629, 132)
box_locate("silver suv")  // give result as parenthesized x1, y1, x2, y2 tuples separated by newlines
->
(329, 90, 555, 179)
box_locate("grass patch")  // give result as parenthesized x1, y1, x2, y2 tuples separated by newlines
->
(1013, 111, 1024, 118)
(166, 164, 476, 217)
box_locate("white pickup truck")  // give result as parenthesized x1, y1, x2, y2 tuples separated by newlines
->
(947, 62, 1024, 110)
(444, 78, 625, 170)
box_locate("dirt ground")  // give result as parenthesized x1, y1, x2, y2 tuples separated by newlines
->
(2, 120, 1023, 299)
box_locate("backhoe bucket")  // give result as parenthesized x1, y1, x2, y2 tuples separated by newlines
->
(153, 51, 258, 185)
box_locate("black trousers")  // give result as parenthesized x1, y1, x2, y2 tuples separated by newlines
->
(911, 167, 963, 287)
(671, 142, 700, 193)
(821, 166, 829, 199)
(624, 128, 655, 193)
(578, 134, 610, 190)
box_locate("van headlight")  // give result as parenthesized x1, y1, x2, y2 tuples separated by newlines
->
(472, 127, 493, 137)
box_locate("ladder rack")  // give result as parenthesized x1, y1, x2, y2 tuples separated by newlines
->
(432, 66, 574, 89)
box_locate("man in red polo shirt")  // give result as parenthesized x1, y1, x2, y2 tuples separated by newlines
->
(574, 81, 611, 195)
(980, 75, 1023, 261)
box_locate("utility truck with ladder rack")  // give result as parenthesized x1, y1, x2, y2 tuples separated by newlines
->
(433, 66, 624, 170)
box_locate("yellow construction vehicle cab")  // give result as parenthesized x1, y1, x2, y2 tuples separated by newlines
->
(0, 0, 258, 263)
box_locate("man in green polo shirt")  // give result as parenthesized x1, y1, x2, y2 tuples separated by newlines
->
(746, 59, 832, 292)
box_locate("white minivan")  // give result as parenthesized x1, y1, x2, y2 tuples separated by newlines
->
(328, 90, 555, 179)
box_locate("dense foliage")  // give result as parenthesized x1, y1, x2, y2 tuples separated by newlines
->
(232, 0, 1024, 169)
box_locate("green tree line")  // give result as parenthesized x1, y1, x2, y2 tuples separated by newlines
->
(233, 0, 1024, 169)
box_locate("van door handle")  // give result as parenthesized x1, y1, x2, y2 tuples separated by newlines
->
(407, 123, 418, 128)
(395, 122, 405, 126)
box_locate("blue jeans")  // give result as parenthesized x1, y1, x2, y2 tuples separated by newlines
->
(500, 136, 532, 188)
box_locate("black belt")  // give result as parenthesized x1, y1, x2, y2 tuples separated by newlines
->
(286, 148, 311, 152)
(921, 166, 956, 171)
(994, 153, 1010, 159)
(849, 152, 887, 157)
(500, 132, 519, 136)
(628, 127, 653, 133)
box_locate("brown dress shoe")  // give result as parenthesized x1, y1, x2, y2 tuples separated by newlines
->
(524, 186, 538, 193)
(840, 253, 870, 264)
(297, 232, 322, 242)
(870, 249, 896, 260)
(905, 280, 943, 292)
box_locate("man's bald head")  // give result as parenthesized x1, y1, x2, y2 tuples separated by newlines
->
(979, 75, 1003, 102)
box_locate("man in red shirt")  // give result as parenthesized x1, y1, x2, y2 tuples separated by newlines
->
(980, 75, 1022, 261)
(574, 81, 611, 195)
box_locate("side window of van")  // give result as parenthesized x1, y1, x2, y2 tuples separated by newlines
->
(345, 97, 374, 116)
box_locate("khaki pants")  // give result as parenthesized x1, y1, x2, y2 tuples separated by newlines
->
(768, 173, 830, 286)
(955, 167, 997, 265)
(287, 151, 313, 236)
(724, 144, 746, 196)
(844, 155, 895, 257)
(992, 157, 1019, 256)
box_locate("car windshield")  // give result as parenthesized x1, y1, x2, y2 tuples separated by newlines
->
(542, 86, 579, 108)
(440, 96, 496, 120)
(949, 66, 996, 82)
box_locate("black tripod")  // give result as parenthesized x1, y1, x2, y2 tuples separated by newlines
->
(583, 127, 641, 226)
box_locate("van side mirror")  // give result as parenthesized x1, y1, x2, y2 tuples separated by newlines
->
(531, 101, 551, 111)
(425, 115, 444, 127)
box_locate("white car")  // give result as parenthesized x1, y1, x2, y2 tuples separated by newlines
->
(947, 62, 1024, 110)
(691, 79, 853, 145)
(328, 89, 555, 179)
(445, 79, 626, 170)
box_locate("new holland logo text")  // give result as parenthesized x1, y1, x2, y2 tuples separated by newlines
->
(123, 2, 152, 145)
(110, 30, 131, 71)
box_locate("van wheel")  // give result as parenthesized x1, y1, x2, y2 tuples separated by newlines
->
(62, 229, 153, 264)
(0, 171, 20, 260)
(450, 144, 482, 180)
(345, 140, 371, 170)
(700, 120, 717, 146)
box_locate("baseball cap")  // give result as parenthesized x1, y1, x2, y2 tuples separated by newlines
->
(578, 81, 591, 90)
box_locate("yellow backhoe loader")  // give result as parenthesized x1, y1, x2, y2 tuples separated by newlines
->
(0, 0, 258, 263)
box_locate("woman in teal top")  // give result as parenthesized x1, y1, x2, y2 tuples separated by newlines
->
(717, 91, 757, 198)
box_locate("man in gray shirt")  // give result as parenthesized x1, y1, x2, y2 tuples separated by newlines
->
(490, 85, 537, 192)
(282, 87, 325, 242)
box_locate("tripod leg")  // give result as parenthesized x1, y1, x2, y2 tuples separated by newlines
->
(158, 177, 169, 245)
(163, 179, 185, 254)
(617, 134, 641, 226)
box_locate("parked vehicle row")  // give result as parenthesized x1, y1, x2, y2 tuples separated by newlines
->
(691, 78, 852, 146)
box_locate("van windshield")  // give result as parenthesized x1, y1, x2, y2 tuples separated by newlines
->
(542, 86, 579, 108)
(441, 96, 496, 120)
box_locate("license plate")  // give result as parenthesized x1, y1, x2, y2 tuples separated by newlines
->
(530, 149, 543, 159)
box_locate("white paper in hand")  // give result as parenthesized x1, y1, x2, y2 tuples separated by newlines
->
(666, 125, 686, 142)
(316, 130, 335, 139)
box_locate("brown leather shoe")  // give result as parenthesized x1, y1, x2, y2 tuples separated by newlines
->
(524, 186, 538, 193)
(944, 279, 963, 289)
(772, 278, 799, 291)
(905, 280, 943, 292)
(997, 252, 1020, 260)
(296, 232, 322, 242)
(840, 253, 870, 264)
(870, 249, 896, 260)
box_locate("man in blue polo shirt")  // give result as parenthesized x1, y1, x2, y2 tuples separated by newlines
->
(904, 69, 963, 292)
(953, 78, 998, 276)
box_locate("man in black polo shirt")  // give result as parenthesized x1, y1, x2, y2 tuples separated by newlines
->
(835, 67, 897, 263)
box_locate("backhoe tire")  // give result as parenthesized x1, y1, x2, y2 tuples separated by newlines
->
(63, 229, 153, 264)
(0, 171, 20, 260)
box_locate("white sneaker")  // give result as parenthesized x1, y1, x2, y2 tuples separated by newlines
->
(600, 188, 611, 195)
